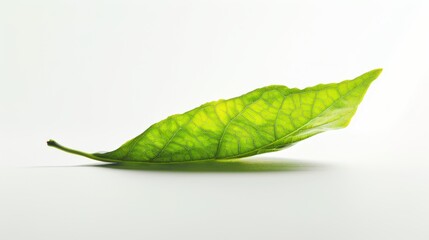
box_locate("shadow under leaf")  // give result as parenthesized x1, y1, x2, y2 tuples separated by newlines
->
(91, 157, 322, 173)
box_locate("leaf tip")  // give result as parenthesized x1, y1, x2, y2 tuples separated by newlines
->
(356, 68, 383, 84)
(372, 68, 383, 76)
(368, 68, 383, 80)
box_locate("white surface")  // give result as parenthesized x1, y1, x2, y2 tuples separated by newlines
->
(1, 0, 429, 239)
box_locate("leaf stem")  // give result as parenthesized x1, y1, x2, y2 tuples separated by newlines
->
(47, 140, 117, 163)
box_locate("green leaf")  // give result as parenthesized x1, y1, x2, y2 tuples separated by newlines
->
(48, 68, 382, 163)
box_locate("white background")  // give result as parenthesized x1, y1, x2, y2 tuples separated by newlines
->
(1, 0, 429, 239)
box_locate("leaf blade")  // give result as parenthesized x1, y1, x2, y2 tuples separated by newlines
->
(49, 69, 381, 163)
